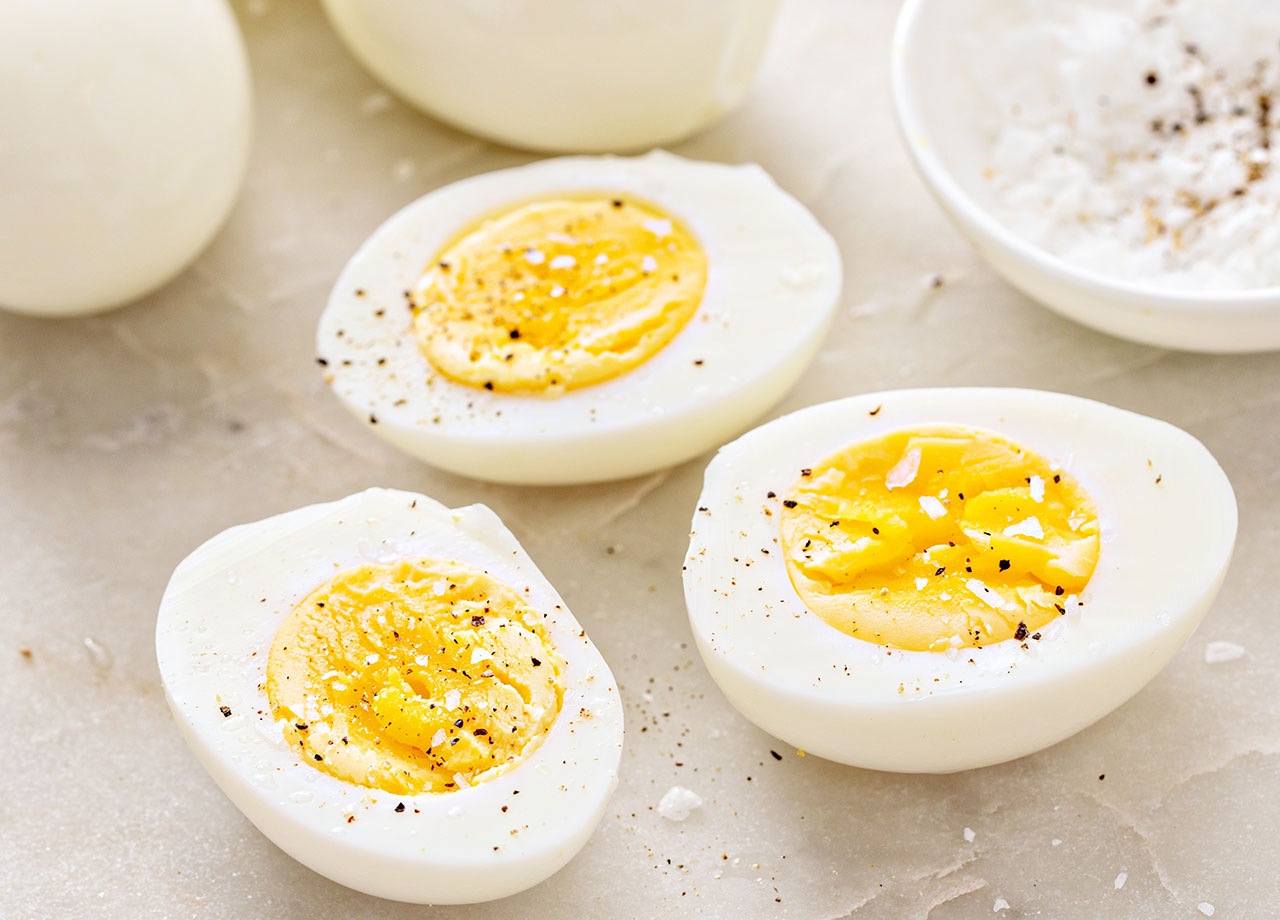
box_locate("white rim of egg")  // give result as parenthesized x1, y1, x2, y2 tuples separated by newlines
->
(317, 151, 842, 485)
(155, 488, 624, 904)
(684, 388, 1237, 772)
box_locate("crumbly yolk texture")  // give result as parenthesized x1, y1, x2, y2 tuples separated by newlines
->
(411, 194, 707, 395)
(265, 559, 564, 795)
(780, 426, 1100, 651)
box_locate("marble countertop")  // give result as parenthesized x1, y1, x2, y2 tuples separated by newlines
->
(4, 1, 1277, 918)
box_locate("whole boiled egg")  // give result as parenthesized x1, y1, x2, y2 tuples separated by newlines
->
(683, 388, 1236, 772)
(0, 0, 251, 317)
(319, 0, 780, 152)
(318, 152, 842, 485)
(156, 488, 623, 904)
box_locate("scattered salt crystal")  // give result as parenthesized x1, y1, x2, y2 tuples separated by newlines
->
(1052, 838, 1062, 846)
(549, 285, 566, 298)
(1004, 517, 1044, 540)
(431, 729, 447, 748)
(470, 647, 492, 665)
(657, 785, 703, 821)
(524, 249, 546, 265)
(549, 255, 576, 270)
(966, 579, 1012, 610)
(886, 448, 921, 490)
(963, 827, 976, 842)
(915, 577, 929, 591)
(1114, 872, 1127, 890)
(1029, 475, 1045, 503)
(1198, 903, 1215, 917)
(993, 898, 1010, 913)
(593, 253, 609, 266)
(641, 255, 658, 273)
(643, 218, 672, 238)
(444, 689, 461, 711)
(919, 496, 947, 519)
(364, 653, 379, 665)
(1204, 641, 1245, 664)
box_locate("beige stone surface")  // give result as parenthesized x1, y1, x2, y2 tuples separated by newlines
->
(3, 1, 1276, 917)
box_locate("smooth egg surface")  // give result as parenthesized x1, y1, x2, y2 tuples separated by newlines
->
(0, 0, 251, 316)
(317, 152, 842, 484)
(683, 388, 1236, 772)
(156, 488, 623, 904)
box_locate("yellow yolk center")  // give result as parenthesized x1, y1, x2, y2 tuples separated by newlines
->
(411, 194, 707, 395)
(265, 559, 564, 795)
(780, 426, 1100, 651)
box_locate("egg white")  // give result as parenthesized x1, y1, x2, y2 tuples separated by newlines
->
(317, 151, 842, 484)
(155, 488, 623, 904)
(683, 388, 1237, 772)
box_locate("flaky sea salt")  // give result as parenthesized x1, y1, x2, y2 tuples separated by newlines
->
(967, 578, 1013, 610)
(886, 448, 921, 490)
(1114, 871, 1128, 890)
(963, 826, 976, 842)
(1003, 517, 1044, 539)
(1198, 903, 1215, 917)
(657, 785, 704, 821)
(1205, 640, 1245, 663)
(976, 1, 1280, 290)
(919, 495, 947, 519)
(993, 898, 1011, 913)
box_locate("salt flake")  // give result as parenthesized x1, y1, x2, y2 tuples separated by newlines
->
(886, 448, 921, 490)
(643, 218, 673, 238)
(1029, 475, 1045, 502)
(549, 255, 576, 270)
(444, 689, 461, 711)
(967, 579, 1013, 610)
(919, 496, 947, 519)
(1198, 904, 1215, 917)
(657, 785, 703, 821)
(1204, 641, 1245, 664)
(1004, 517, 1044, 539)
(1114, 872, 1127, 890)
(963, 827, 976, 842)
(993, 898, 1010, 913)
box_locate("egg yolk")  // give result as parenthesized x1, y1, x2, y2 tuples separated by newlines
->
(265, 559, 564, 795)
(411, 194, 707, 395)
(780, 426, 1100, 651)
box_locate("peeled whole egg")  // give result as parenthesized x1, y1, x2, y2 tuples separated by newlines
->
(318, 151, 842, 485)
(0, 0, 251, 317)
(683, 388, 1237, 772)
(319, 0, 781, 153)
(155, 488, 623, 904)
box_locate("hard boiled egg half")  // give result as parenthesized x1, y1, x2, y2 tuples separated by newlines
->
(683, 389, 1236, 772)
(317, 152, 841, 484)
(156, 488, 623, 903)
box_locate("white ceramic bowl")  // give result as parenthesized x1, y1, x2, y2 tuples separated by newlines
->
(891, 0, 1280, 353)
(320, 0, 780, 154)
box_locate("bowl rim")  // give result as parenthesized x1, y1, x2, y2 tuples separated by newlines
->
(889, 0, 1280, 312)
